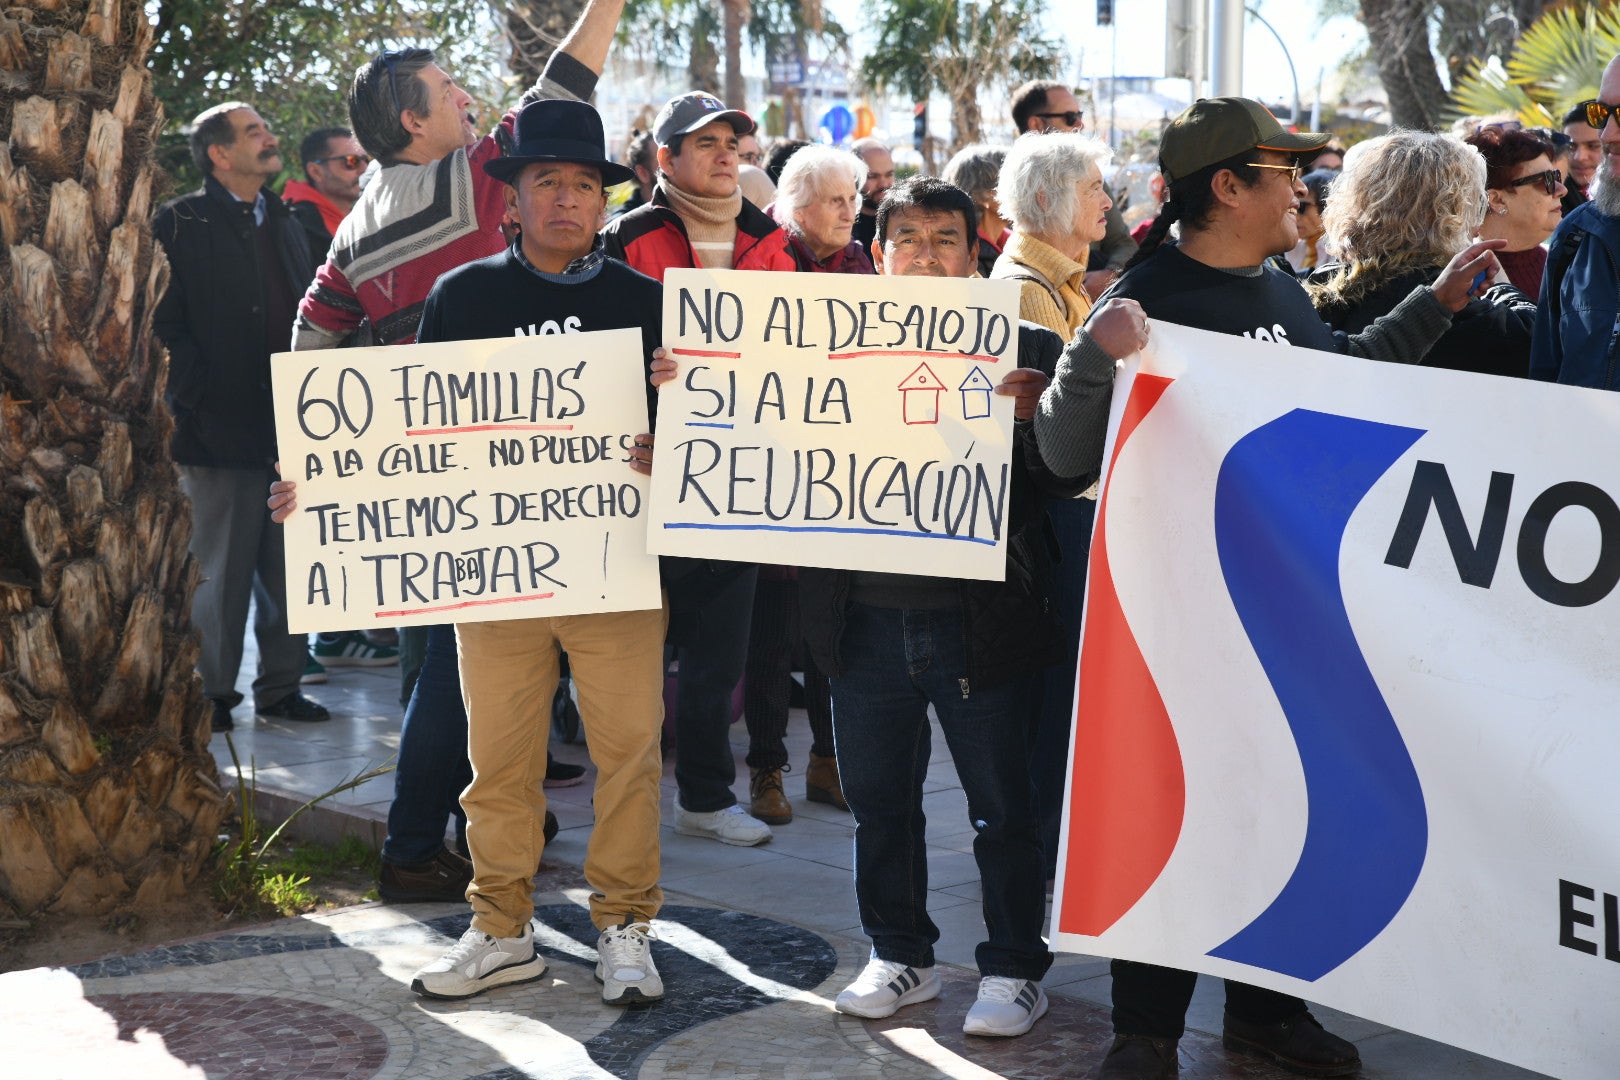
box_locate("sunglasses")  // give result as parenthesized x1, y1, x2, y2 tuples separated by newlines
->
(1036, 110, 1083, 127)
(313, 153, 371, 169)
(1249, 161, 1303, 184)
(1508, 168, 1563, 195)
(378, 48, 410, 120)
(1581, 100, 1620, 129)
(1297, 200, 1318, 212)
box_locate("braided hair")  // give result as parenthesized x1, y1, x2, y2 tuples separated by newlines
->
(1124, 149, 1264, 272)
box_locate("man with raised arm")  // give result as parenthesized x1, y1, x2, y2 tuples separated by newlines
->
(287, 0, 629, 908)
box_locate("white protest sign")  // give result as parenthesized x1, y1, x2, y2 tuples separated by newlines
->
(1053, 320, 1620, 1080)
(271, 330, 661, 632)
(648, 268, 1022, 580)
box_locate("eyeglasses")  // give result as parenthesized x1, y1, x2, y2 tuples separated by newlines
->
(312, 153, 371, 170)
(377, 49, 409, 120)
(1248, 161, 1303, 184)
(1297, 200, 1318, 212)
(1036, 110, 1083, 127)
(1480, 119, 1522, 132)
(1581, 99, 1620, 129)
(1508, 168, 1564, 195)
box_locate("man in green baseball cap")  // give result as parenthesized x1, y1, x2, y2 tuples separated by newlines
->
(1036, 98, 1507, 1079)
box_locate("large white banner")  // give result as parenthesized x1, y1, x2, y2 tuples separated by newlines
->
(271, 331, 662, 631)
(647, 268, 1022, 580)
(1052, 320, 1620, 1080)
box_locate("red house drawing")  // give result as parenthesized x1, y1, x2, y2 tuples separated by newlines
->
(898, 362, 946, 424)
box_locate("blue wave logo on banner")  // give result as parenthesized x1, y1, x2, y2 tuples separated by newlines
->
(1207, 408, 1429, 981)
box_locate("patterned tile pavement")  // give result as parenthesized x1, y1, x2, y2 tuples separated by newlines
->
(0, 650, 1553, 1078)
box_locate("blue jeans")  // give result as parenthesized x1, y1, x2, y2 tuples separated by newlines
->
(383, 624, 470, 865)
(673, 565, 759, 812)
(831, 603, 1052, 981)
(1028, 497, 1095, 877)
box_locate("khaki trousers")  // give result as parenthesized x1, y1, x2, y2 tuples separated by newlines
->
(456, 602, 666, 937)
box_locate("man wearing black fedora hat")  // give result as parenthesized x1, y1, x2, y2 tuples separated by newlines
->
(280, 0, 624, 915)
(400, 96, 673, 1007)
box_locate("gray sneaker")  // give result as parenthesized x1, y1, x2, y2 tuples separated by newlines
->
(410, 923, 546, 999)
(595, 920, 663, 1005)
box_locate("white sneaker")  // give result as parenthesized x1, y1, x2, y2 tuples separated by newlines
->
(596, 920, 663, 1005)
(962, 976, 1048, 1037)
(410, 923, 546, 999)
(674, 800, 772, 846)
(834, 956, 941, 1019)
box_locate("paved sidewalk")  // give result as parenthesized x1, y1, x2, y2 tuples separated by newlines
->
(0, 655, 1545, 1079)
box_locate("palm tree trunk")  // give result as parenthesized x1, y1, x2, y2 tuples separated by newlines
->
(505, 0, 589, 89)
(1361, 0, 1451, 130)
(0, 1, 226, 918)
(723, 0, 750, 112)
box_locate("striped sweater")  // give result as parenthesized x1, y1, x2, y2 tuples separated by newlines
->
(292, 52, 598, 350)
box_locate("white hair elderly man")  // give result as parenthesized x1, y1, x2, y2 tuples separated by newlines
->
(772, 144, 876, 273)
(991, 132, 1115, 338)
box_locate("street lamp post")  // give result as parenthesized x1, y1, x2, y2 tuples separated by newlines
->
(1246, 6, 1302, 128)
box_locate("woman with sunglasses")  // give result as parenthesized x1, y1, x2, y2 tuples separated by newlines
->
(1465, 125, 1567, 296)
(1307, 130, 1535, 380)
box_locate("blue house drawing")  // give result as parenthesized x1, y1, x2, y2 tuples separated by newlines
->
(958, 366, 994, 419)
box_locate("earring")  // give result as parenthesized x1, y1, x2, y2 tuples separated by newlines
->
(1495, 207, 1507, 215)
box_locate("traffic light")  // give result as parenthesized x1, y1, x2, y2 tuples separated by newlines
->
(1097, 0, 1113, 26)
(913, 102, 927, 151)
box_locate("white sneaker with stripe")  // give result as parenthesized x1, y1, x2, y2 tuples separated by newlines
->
(834, 956, 941, 1018)
(962, 976, 1049, 1037)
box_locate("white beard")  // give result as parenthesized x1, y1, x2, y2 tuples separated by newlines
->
(1590, 155, 1620, 217)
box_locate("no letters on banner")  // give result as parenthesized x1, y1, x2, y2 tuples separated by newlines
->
(271, 330, 661, 632)
(648, 268, 1022, 580)
(1052, 320, 1620, 1080)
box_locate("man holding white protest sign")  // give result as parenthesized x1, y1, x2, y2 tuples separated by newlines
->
(1038, 97, 1506, 1080)
(273, 98, 672, 1007)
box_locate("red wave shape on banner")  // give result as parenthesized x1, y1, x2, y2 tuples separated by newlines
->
(1059, 373, 1184, 937)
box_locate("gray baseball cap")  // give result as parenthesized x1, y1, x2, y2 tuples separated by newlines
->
(654, 91, 755, 147)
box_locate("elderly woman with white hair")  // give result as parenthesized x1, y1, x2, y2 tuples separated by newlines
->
(1307, 130, 1534, 379)
(770, 144, 875, 274)
(991, 132, 1114, 337)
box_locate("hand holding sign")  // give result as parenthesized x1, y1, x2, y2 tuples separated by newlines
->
(271, 330, 662, 631)
(647, 269, 1023, 581)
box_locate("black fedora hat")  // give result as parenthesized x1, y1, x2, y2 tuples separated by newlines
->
(484, 99, 637, 187)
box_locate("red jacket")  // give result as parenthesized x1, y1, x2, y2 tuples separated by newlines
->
(600, 185, 796, 280)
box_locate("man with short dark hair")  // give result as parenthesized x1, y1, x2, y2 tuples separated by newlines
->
(1562, 101, 1600, 214)
(619, 128, 658, 217)
(800, 175, 1076, 1041)
(283, 127, 368, 255)
(154, 102, 327, 734)
(1041, 95, 1501, 1080)
(1009, 78, 1135, 295)
(602, 89, 794, 849)
(288, 0, 626, 904)
(849, 136, 895, 254)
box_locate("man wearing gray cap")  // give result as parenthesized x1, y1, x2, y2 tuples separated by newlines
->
(601, 91, 795, 849)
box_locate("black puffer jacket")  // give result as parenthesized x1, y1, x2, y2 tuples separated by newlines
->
(153, 177, 319, 467)
(798, 320, 1085, 693)
(1309, 262, 1535, 378)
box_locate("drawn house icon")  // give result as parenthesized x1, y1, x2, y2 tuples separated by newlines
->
(898, 362, 946, 425)
(959, 366, 994, 419)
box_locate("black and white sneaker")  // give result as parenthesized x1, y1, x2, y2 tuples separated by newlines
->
(834, 955, 941, 1018)
(410, 923, 546, 999)
(962, 976, 1048, 1037)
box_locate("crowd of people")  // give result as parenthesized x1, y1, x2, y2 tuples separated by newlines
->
(150, 0, 1620, 1075)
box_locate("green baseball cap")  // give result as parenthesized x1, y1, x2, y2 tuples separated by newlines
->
(1159, 97, 1330, 183)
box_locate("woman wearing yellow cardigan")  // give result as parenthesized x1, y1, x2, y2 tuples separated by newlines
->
(988, 129, 1117, 894)
(990, 132, 1116, 336)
